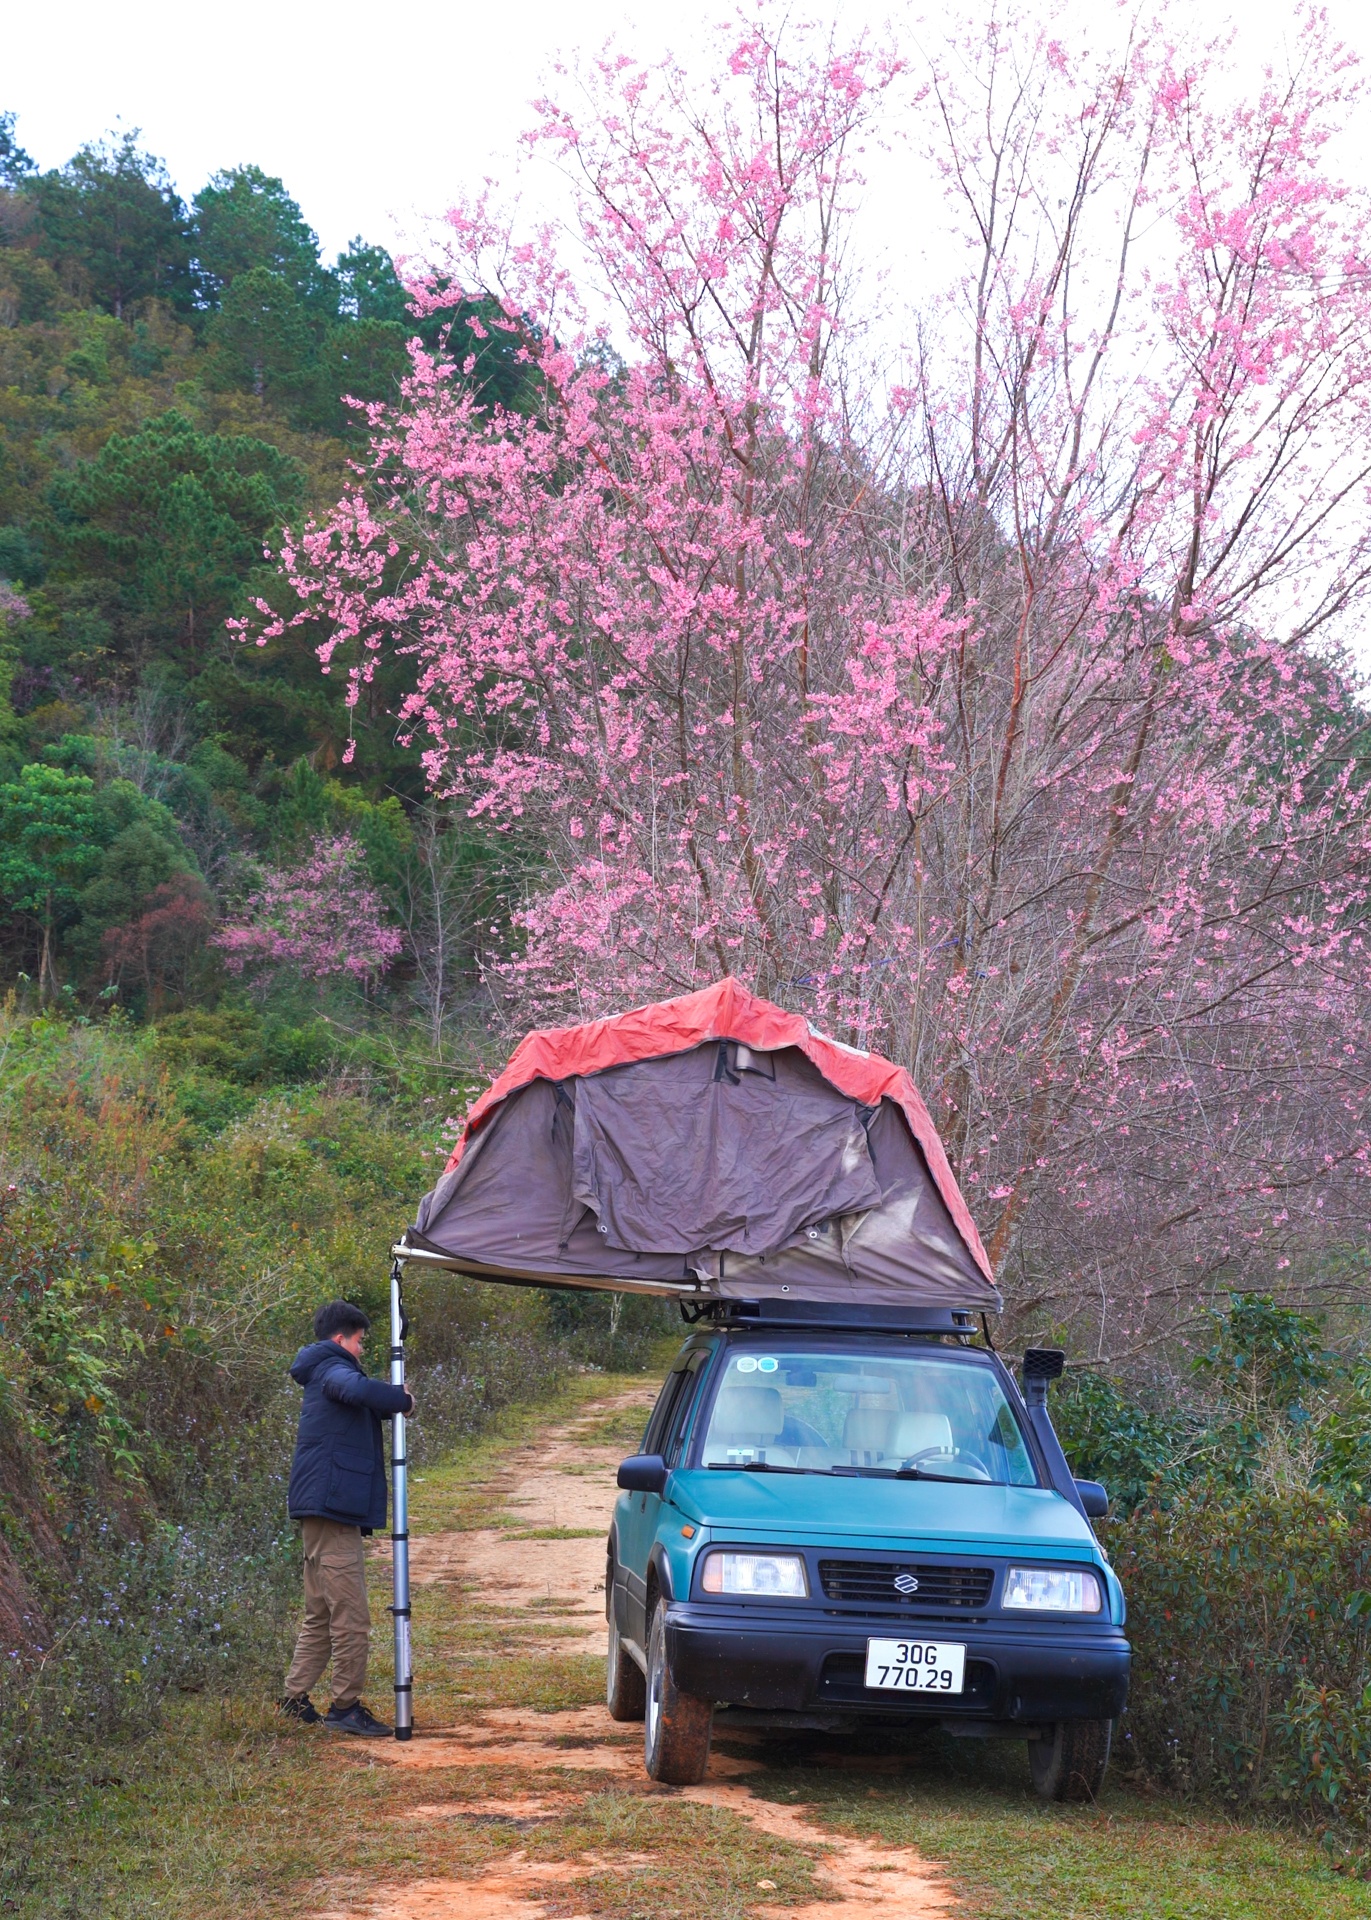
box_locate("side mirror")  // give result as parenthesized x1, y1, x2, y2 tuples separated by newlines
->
(617, 1453, 668, 1494)
(1074, 1478, 1110, 1519)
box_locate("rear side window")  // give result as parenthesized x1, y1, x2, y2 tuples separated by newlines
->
(663, 1352, 710, 1466)
(642, 1348, 710, 1460)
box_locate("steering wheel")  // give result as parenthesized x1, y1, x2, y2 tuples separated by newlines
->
(898, 1444, 993, 1482)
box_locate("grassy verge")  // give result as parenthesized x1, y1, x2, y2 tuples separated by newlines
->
(736, 1743, 1371, 1919)
(0, 1368, 674, 1918)
(5, 1364, 1368, 1920)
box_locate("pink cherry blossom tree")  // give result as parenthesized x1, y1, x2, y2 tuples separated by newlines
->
(214, 834, 401, 988)
(254, 8, 1371, 1354)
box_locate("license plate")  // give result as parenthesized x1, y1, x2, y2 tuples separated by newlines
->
(863, 1637, 966, 1693)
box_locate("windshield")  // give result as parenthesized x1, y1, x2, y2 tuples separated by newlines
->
(696, 1346, 1037, 1486)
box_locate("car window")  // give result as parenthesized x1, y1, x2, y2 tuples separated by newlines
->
(662, 1352, 710, 1466)
(642, 1348, 709, 1458)
(641, 1375, 681, 1456)
(695, 1347, 1038, 1486)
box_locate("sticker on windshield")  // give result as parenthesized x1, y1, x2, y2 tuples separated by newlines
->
(735, 1356, 758, 1373)
(757, 1357, 778, 1373)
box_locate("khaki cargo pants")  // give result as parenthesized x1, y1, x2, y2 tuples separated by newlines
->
(284, 1517, 371, 1708)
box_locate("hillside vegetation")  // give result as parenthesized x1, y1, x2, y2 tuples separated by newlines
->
(0, 110, 524, 1022)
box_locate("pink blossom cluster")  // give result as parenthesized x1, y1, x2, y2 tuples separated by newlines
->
(249, 9, 1371, 1353)
(0, 582, 30, 626)
(214, 835, 401, 986)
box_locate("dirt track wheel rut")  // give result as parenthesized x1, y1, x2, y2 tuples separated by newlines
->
(315, 1389, 954, 1919)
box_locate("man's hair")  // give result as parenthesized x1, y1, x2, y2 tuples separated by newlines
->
(313, 1300, 372, 1340)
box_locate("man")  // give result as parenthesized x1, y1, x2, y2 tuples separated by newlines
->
(280, 1299, 414, 1735)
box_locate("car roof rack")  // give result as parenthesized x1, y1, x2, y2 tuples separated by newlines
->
(679, 1297, 981, 1338)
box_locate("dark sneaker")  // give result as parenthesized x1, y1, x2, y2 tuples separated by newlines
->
(324, 1700, 392, 1737)
(279, 1693, 321, 1724)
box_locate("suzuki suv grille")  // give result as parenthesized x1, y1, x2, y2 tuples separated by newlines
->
(818, 1559, 994, 1609)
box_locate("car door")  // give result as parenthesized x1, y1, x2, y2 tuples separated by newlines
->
(616, 1349, 710, 1645)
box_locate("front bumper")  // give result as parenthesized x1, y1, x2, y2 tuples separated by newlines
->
(666, 1602, 1130, 1723)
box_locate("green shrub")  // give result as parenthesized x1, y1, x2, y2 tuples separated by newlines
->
(1277, 1676, 1371, 1842)
(151, 1003, 337, 1085)
(1055, 1295, 1350, 1519)
(398, 1265, 562, 1462)
(1111, 1490, 1371, 1799)
(547, 1285, 677, 1374)
(1051, 1368, 1192, 1515)
(0, 1451, 297, 1796)
(1050, 1296, 1371, 1846)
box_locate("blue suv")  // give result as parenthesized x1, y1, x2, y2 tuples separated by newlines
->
(606, 1304, 1128, 1796)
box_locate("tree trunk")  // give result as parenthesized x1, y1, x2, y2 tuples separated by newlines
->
(38, 914, 57, 1003)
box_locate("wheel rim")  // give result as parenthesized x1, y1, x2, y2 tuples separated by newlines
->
(646, 1633, 663, 1756)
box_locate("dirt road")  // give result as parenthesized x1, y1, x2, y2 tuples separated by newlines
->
(319, 1390, 954, 1919)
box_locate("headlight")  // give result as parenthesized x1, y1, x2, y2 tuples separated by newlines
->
(1002, 1566, 1103, 1613)
(700, 1550, 809, 1598)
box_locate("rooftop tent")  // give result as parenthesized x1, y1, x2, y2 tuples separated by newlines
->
(402, 978, 1000, 1314)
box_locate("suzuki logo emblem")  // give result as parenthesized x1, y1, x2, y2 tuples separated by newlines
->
(893, 1572, 920, 1595)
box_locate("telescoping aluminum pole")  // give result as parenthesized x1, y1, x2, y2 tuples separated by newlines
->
(388, 1256, 413, 1740)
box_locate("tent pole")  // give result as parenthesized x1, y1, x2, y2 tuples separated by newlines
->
(388, 1255, 413, 1741)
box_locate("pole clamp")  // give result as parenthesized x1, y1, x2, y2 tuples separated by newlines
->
(387, 1604, 412, 1618)
(391, 1531, 409, 1543)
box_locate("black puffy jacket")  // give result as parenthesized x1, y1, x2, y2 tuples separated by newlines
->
(287, 1340, 411, 1532)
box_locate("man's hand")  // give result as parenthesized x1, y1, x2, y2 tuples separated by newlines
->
(402, 1391, 416, 1416)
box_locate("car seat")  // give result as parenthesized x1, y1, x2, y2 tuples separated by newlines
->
(843, 1407, 894, 1466)
(888, 1411, 954, 1461)
(704, 1383, 795, 1464)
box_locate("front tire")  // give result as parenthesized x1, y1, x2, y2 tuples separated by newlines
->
(644, 1598, 712, 1783)
(1028, 1718, 1113, 1801)
(606, 1605, 646, 1721)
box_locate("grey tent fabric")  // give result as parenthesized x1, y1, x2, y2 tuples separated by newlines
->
(415, 1078, 692, 1287)
(411, 1039, 1000, 1311)
(569, 1044, 881, 1256)
(706, 1100, 991, 1306)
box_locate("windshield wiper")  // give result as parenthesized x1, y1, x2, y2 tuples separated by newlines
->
(706, 1461, 810, 1474)
(704, 1462, 993, 1483)
(831, 1464, 976, 1483)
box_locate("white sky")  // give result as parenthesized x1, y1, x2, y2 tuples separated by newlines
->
(5, 0, 1371, 268)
